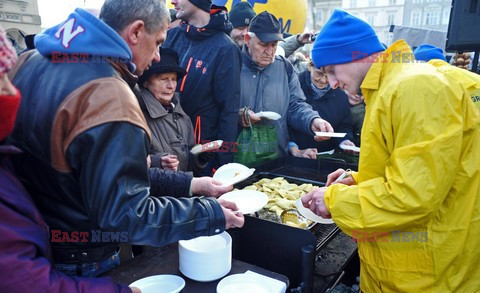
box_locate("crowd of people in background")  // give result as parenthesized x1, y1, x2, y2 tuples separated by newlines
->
(1, 0, 480, 292)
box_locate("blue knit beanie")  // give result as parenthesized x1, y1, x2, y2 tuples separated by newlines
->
(311, 9, 384, 68)
(413, 44, 446, 62)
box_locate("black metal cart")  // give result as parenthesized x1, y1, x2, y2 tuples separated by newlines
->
(228, 156, 359, 292)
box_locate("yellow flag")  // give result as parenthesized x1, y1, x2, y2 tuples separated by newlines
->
(167, 0, 308, 35)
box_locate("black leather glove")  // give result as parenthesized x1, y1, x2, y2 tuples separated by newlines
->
(198, 151, 215, 165)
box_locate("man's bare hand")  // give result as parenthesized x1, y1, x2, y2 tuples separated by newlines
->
(191, 177, 232, 197)
(290, 146, 317, 159)
(311, 118, 334, 141)
(301, 187, 331, 218)
(161, 155, 179, 171)
(219, 199, 245, 229)
(325, 168, 356, 187)
(238, 108, 261, 127)
(297, 30, 315, 45)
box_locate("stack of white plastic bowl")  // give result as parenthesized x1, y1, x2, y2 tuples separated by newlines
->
(178, 231, 232, 282)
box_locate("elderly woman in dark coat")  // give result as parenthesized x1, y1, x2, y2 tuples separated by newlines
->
(137, 48, 211, 174)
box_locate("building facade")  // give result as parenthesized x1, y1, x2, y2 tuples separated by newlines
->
(403, 0, 451, 31)
(307, 0, 343, 32)
(341, 0, 405, 45)
(0, 0, 41, 51)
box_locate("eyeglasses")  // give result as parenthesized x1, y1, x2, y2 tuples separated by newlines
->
(312, 69, 326, 77)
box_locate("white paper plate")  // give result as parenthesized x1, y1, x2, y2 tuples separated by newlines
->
(217, 274, 273, 293)
(317, 149, 335, 156)
(213, 163, 255, 186)
(129, 275, 185, 293)
(256, 111, 281, 120)
(314, 132, 346, 138)
(180, 234, 228, 252)
(219, 190, 268, 214)
(340, 144, 360, 153)
(295, 198, 335, 224)
(190, 140, 224, 155)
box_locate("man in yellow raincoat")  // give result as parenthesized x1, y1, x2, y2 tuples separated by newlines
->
(302, 9, 480, 292)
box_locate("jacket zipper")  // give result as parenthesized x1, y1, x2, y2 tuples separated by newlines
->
(180, 57, 193, 93)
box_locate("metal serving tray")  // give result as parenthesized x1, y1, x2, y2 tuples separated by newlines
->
(229, 172, 340, 292)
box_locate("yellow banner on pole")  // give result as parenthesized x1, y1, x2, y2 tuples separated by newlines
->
(167, 0, 307, 35)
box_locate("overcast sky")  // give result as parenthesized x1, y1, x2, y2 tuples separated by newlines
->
(37, 0, 105, 28)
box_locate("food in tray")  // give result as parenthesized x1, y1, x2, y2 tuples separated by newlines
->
(239, 177, 320, 223)
(284, 221, 308, 228)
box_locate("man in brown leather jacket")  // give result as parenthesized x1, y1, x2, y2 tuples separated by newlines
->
(8, 0, 243, 277)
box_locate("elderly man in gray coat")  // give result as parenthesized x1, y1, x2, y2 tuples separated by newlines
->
(238, 12, 333, 159)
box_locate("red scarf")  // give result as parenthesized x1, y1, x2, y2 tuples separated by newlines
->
(0, 87, 21, 141)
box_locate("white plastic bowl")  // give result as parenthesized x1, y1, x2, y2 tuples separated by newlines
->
(178, 232, 232, 282)
(129, 275, 185, 293)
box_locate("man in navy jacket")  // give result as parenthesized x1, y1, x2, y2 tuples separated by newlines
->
(164, 0, 242, 171)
